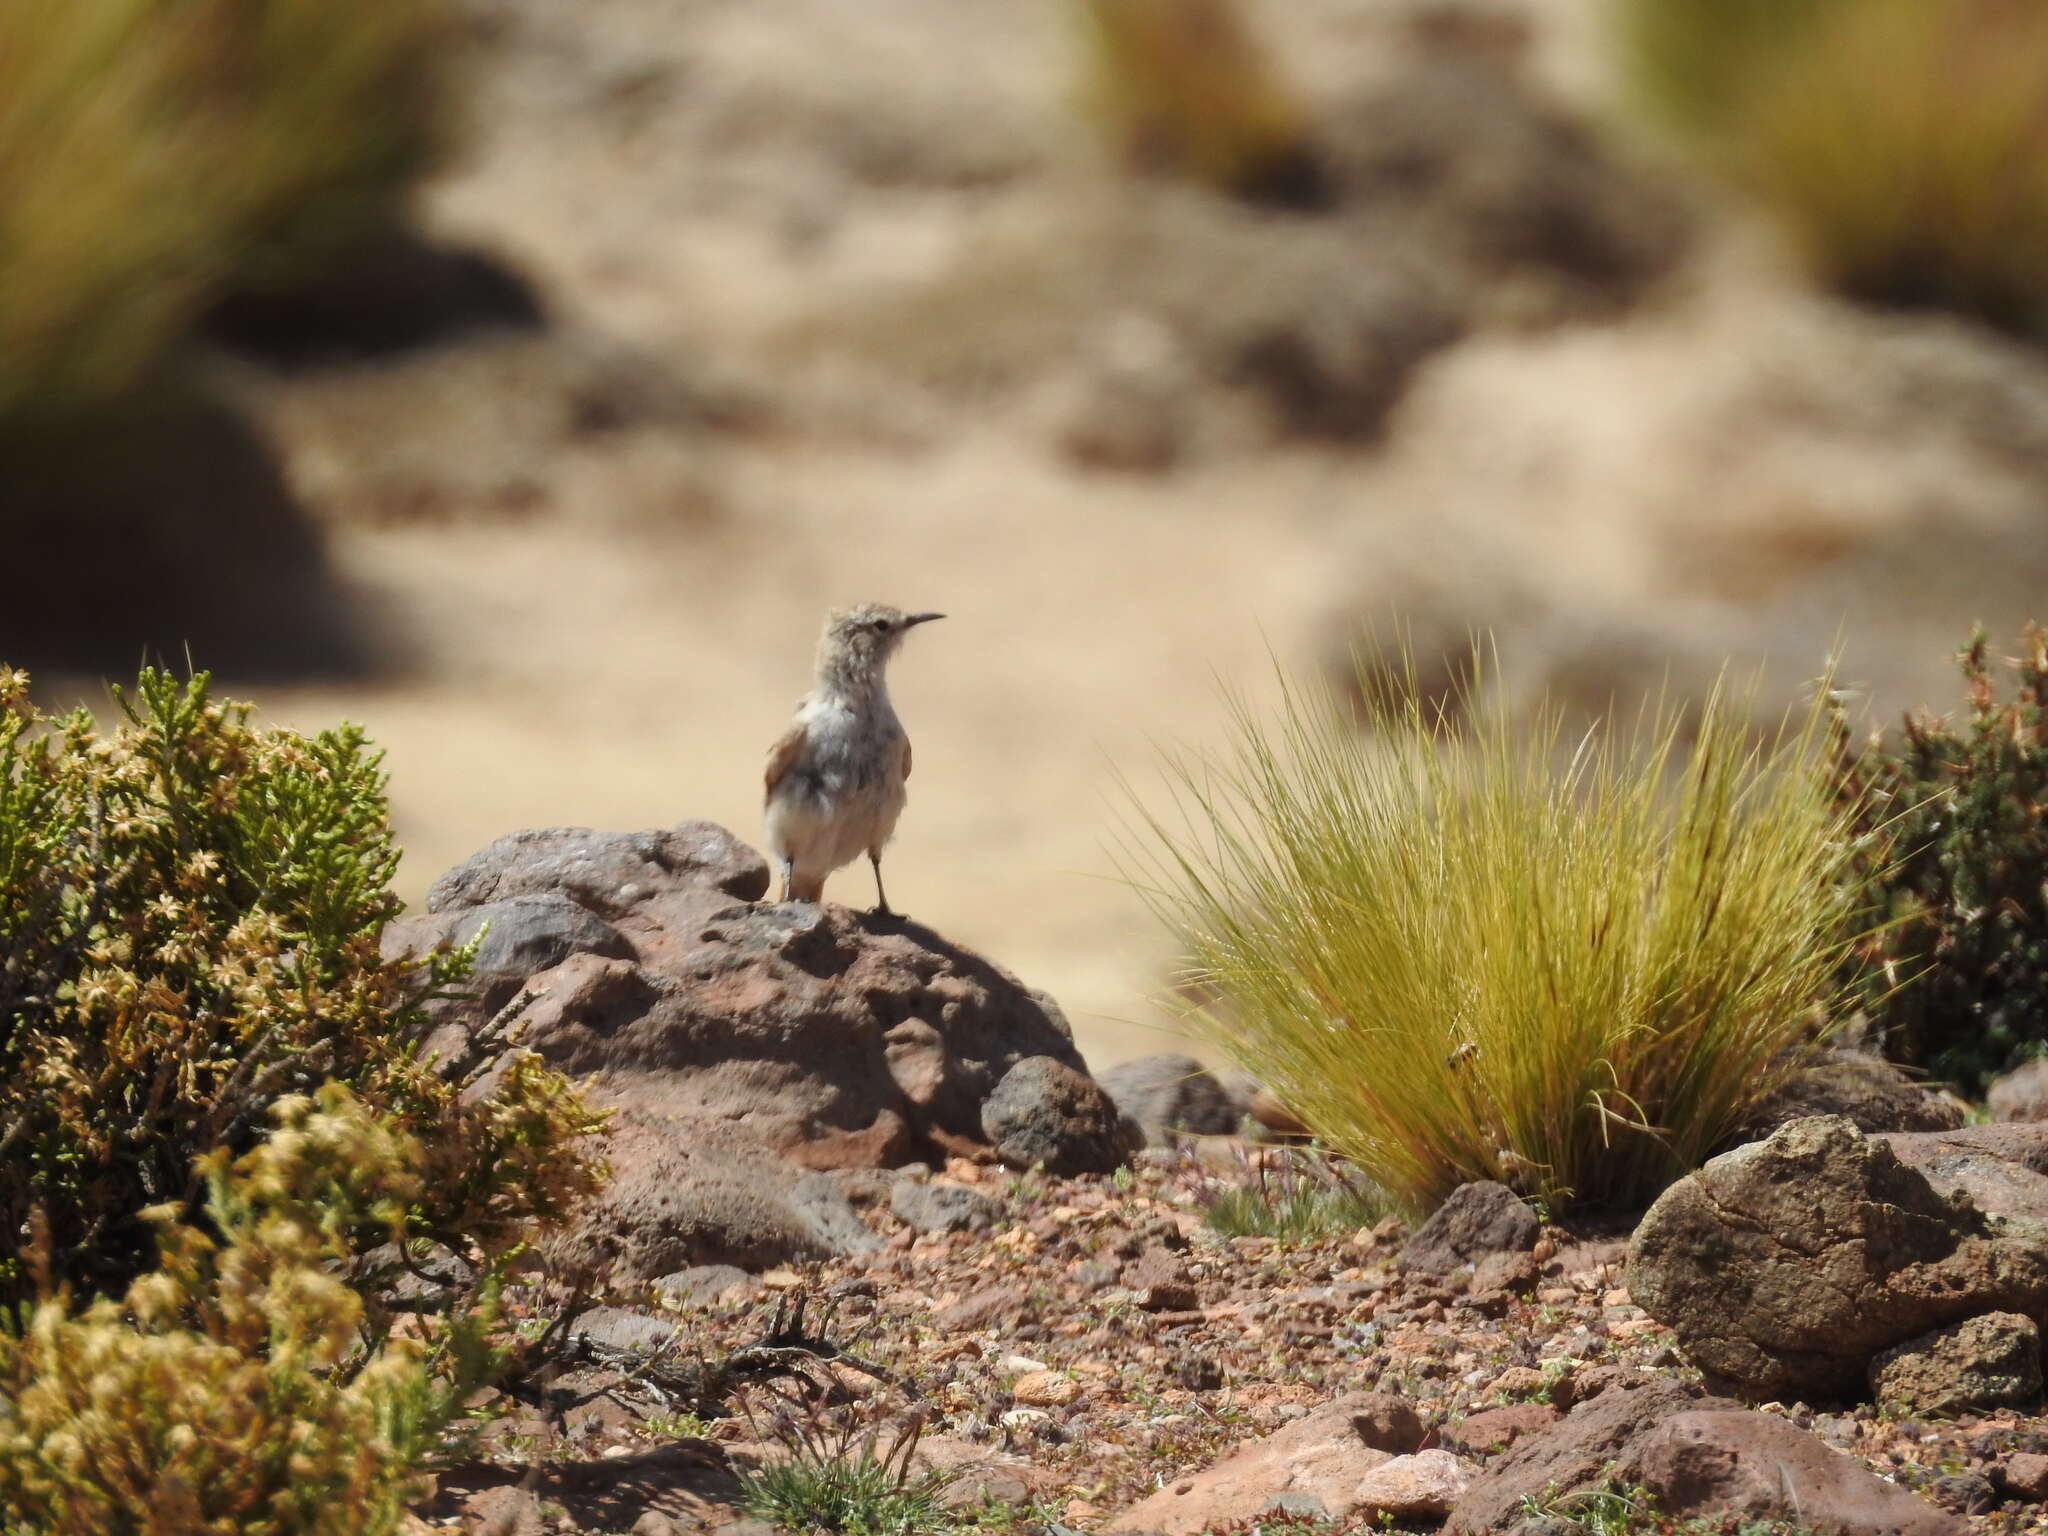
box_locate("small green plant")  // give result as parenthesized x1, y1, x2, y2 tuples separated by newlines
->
(1180, 1143, 1385, 1240)
(1616, 0, 2048, 339)
(1828, 625, 2048, 1093)
(0, 1086, 502, 1536)
(1076, 0, 1327, 207)
(737, 1405, 951, 1536)
(0, 664, 606, 1307)
(1120, 645, 1862, 1215)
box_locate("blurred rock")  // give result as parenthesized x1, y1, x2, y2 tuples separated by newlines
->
(1868, 1312, 2043, 1416)
(1731, 1050, 1966, 1144)
(889, 1176, 1001, 1233)
(1398, 1182, 1538, 1276)
(1990, 1059, 2048, 1123)
(1097, 1053, 1247, 1144)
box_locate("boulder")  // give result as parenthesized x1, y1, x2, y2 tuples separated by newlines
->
(1990, 1059, 2048, 1123)
(889, 1176, 1000, 1234)
(1630, 1115, 2048, 1401)
(1398, 1182, 1538, 1276)
(1353, 1450, 1472, 1522)
(1445, 1377, 1964, 1536)
(1731, 1049, 1966, 1143)
(398, 822, 1133, 1277)
(1869, 1312, 2043, 1416)
(1097, 1053, 1247, 1143)
(1107, 1393, 1423, 1535)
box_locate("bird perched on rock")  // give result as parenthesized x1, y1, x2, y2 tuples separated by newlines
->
(764, 602, 944, 911)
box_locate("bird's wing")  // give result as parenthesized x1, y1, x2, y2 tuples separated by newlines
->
(901, 735, 913, 781)
(764, 724, 807, 803)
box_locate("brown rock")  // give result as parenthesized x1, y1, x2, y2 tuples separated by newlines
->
(982, 1055, 1139, 1176)
(1013, 1369, 1082, 1407)
(1125, 1244, 1200, 1312)
(1630, 1410, 1965, 1536)
(1445, 1403, 1560, 1455)
(1354, 1450, 1472, 1521)
(1468, 1250, 1540, 1312)
(913, 1434, 1060, 1511)
(1107, 1393, 1414, 1534)
(1733, 1049, 1966, 1143)
(2001, 1451, 2048, 1501)
(1446, 1380, 1965, 1536)
(1869, 1312, 2044, 1415)
(934, 1285, 1030, 1331)
(1989, 1059, 2048, 1124)
(1630, 1115, 2048, 1401)
(1882, 1122, 2048, 1223)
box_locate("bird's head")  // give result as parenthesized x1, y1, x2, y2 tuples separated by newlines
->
(818, 602, 944, 681)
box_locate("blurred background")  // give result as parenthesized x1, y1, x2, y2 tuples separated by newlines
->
(9, 0, 2048, 1066)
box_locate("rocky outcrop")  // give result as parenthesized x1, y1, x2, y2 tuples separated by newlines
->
(389, 821, 1135, 1278)
(1445, 1375, 1964, 1536)
(1398, 1181, 1539, 1277)
(1629, 1115, 2048, 1401)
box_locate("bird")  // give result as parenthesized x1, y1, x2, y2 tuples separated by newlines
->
(763, 602, 944, 912)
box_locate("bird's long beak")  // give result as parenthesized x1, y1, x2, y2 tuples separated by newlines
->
(905, 612, 946, 626)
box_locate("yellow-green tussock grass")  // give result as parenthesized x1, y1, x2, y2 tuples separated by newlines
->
(1119, 648, 1866, 1216)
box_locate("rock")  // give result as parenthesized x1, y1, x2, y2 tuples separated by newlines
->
(1106, 1393, 1419, 1535)
(569, 1306, 679, 1355)
(1353, 1450, 1472, 1521)
(914, 1435, 1060, 1511)
(981, 1056, 1139, 1176)
(1444, 1403, 1560, 1455)
(889, 1176, 1000, 1233)
(1124, 1245, 1200, 1312)
(2001, 1452, 2048, 1501)
(652, 1265, 753, 1305)
(426, 821, 769, 917)
(1097, 1053, 1247, 1143)
(1467, 1250, 1540, 1312)
(1732, 1049, 1966, 1142)
(1882, 1122, 2048, 1223)
(1629, 1115, 2048, 1401)
(407, 822, 1131, 1280)
(1445, 1378, 1965, 1536)
(1013, 1370, 1082, 1407)
(1990, 1059, 2048, 1123)
(1628, 1410, 1966, 1536)
(1215, 1070, 1313, 1139)
(549, 1112, 876, 1278)
(1399, 1182, 1539, 1276)
(1927, 1473, 1998, 1515)
(1869, 1312, 2043, 1415)
(933, 1285, 1030, 1331)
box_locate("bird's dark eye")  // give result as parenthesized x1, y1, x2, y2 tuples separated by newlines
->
(870, 618, 891, 633)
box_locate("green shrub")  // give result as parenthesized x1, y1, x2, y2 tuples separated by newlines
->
(1828, 626, 2048, 1094)
(1180, 1144, 1386, 1241)
(1076, 0, 1327, 207)
(1616, 0, 2048, 337)
(0, 0, 451, 421)
(0, 664, 605, 1308)
(1121, 650, 1862, 1215)
(0, 1084, 502, 1536)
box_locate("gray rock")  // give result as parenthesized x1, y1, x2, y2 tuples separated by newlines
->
(1869, 1312, 2043, 1415)
(1732, 1049, 1966, 1143)
(1097, 1053, 1247, 1144)
(426, 820, 769, 917)
(982, 1055, 1140, 1176)
(652, 1265, 753, 1304)
(1630, 1115, 2048, 1401)
(889, 1176, 1000, 1233)
(789, 1171, 882, 1255)
(570, 1305, 679, 1354)
(1398, 1182, 1538, 1276)
(1883, 1122, 2048, 1222)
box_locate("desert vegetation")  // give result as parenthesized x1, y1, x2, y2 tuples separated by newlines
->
(1122, 650, 1863, 1215)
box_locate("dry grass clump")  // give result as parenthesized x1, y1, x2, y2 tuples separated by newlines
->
(1076, 0, 1327, 207)
(0, 0, 451, 421)
(1122, 649, 1863, 1215)
(0, 1086, 502, 1536)
(1617, 0, 2048, 337)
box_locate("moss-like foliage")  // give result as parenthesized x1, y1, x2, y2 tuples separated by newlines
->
(0, 1085, 503, 1536)
(0, 665, 605, 1308)
(1830, 626, 2048, 1094)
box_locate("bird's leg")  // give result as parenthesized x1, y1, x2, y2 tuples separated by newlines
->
(868, 850, 895, 917)
(778, 856, 796, 904)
